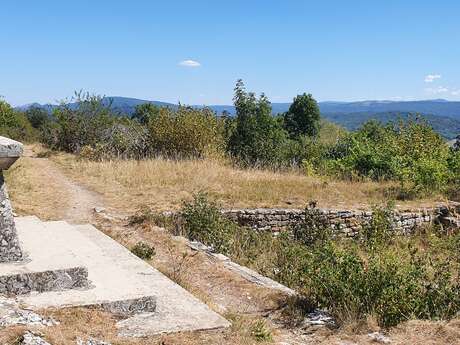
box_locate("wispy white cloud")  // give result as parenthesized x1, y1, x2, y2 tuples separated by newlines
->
(425, 86, 449, 94)
(452, 89, 460, 96)
(179, 59, 201, 67)
(424, 74, 441, 83)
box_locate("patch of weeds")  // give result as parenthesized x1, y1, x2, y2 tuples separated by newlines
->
(163, 241, 197, 285)
(361, 201, 395, 250)
(130, 241, 155, 260)
(128, 206, 173, 228)
(292, 202, 332, 247)
(250, 319, 273, 342)
(36, 150, 55, 158)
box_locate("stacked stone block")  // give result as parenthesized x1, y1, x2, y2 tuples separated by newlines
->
(221, 206, 457, 236)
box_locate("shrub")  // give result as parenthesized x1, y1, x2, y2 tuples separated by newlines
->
(0, 100, 36, 141)
(51, 92, 116, 153)
(25, 106, 51, 129)
(147, 106, 225, 159)
(181, 192, 274, 269)
(181, 192, 237, 254)
(292, 204, 332, 247)
(250, 319, 273, 342)
(83, 120, 150, 160)
(131, 103, 161, 125)
(131, 241, 155, 260)
(361, 202, 394, 250)
(325, 118, 450, 196)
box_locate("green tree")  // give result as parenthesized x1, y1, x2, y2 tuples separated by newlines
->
(284, 93, 321, 138)
(228, 79, 289, 167)
(25, 106, 50, 129)
(132, 103, 161, 125)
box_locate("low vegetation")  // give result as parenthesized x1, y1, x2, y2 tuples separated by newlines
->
(3, 81, 460, 201)
(174, 193, 460, 328)
(130, 241, 155, 260)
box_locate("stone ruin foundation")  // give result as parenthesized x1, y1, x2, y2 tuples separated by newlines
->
(0, 137, 23, 262)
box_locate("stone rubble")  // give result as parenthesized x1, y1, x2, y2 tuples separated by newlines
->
(0, 297, 58, 327)
(368, 331, 392, 344)
(20, 331, 52, 345)
(302, 310, 336, 328)
(76, 337, 112, 345)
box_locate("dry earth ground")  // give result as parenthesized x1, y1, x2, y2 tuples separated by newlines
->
(1, 145, 459, 344)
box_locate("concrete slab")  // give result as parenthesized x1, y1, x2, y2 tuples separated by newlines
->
(13, 218, 230, 335)
(0, 216, 88, 294)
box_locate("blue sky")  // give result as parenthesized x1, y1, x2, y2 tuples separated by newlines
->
(1, 0, 460, 106)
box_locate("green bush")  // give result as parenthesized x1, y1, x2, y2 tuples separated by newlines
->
(51, 92, 116, 153)
(181, 192, 237, 254)
(292, 205, 332, 247)
(147, 106, 225, 159)
(25, 106, 51, 129)
(360, 203, 394, 250)
(283, 93, 321, 138)
(131, 241, 155, 260)
(250, 319, 273, 342)
(325, 118, 450, 196)
(0, 100, 36, 141)
(181, 193, 274, 270)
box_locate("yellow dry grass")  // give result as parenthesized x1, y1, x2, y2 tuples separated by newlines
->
(6, 155, 70, 220)
(51, 153, 443, 213)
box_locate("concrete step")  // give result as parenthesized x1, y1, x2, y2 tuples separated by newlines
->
(11, 217, 230, 335)
(0, 216, 88, 295)
(13, 217, 156, 316)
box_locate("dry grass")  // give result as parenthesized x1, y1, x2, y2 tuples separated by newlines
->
(50, 153, 443, 214)
(6, 155, 70, 220)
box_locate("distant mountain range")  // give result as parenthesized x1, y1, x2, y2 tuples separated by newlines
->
(15, 97, 460, 139)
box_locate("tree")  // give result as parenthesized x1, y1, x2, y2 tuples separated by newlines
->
(228, 79, 289, 167)
(132, 103, 160, 125)
(25, 107, 50, 129)
(284, 93, 321, 138)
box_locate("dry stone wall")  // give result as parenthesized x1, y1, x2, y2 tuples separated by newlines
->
(222, 206, 460, 236)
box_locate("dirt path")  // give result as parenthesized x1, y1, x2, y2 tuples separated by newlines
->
(22, 148, 104, 223)
(38, 158, 101, 223)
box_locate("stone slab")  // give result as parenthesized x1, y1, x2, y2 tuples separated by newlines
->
(0, 216, 88, 293)
(13, 217, 230, 335)
(0, 136, 23, 158)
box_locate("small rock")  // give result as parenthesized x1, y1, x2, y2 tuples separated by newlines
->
(368, 331, 391, 344)
(93, 207, 106, 214)
(21, 331, 52, 345)
(76, 338, 111, 345)
(302, 310, 336, 328)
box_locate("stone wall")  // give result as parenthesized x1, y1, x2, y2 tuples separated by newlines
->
(221, 205, 460, 236)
